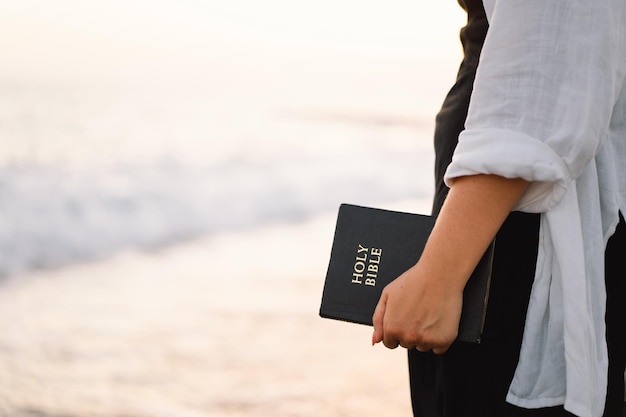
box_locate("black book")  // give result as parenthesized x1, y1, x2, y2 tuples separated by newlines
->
(319, 204, 494, 343)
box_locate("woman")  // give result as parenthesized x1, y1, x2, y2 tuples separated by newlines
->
(372, 1, 626, 416)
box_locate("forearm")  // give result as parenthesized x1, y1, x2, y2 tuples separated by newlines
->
(419, 174, 530, 290)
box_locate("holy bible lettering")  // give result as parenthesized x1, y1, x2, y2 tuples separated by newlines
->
(351, 244, 382, 286)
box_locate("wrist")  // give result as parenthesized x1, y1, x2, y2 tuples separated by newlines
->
(408, 253, 469, 297)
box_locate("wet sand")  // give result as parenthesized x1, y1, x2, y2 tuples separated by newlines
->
(0, 207, 424, 417)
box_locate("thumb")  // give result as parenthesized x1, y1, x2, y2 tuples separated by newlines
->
(371, 292, 387, 345)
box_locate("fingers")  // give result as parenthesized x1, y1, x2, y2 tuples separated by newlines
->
(371, 285, 456, 353)
(432, 345, 451, 355)
(371, 291, 446, 351)
(371, 292, 387, 345)
(404, 340, 451, 354)
(372, 292, 401, 349)
(375, 320, 454, 353)
(383, 336, 400, 349)
(396, 334, 436, 352)
(372, 291, 401, 349)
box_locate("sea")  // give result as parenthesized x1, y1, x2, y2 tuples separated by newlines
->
(0, 1, 465, 278)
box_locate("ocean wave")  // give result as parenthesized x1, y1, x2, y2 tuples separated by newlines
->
(0, 151, 432, 277)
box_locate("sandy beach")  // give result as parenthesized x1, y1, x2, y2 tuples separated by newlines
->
(0, 202, 432, 417)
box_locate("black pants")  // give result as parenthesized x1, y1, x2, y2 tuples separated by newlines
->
(409, 1, 626, 416)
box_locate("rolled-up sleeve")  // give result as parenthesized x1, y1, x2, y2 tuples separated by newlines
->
(444, 0, 626, 213)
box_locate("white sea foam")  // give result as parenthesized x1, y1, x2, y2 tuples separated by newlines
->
(0, 94, 431, 275)
(0, 80, 441, 277)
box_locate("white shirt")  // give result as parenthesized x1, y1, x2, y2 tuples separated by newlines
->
(444, 1, 626, 416)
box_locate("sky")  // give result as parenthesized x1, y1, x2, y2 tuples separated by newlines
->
(0, 0, 465, 81)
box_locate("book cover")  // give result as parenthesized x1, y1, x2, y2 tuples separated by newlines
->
(319, 204, 494, 343)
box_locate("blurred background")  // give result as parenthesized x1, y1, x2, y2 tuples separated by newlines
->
(0, 1, 465, 416)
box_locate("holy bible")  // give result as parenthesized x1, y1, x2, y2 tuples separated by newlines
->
(319, 204, 494, 343)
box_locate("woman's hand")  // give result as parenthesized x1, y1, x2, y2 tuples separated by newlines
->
(372, 262, 463, 354)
